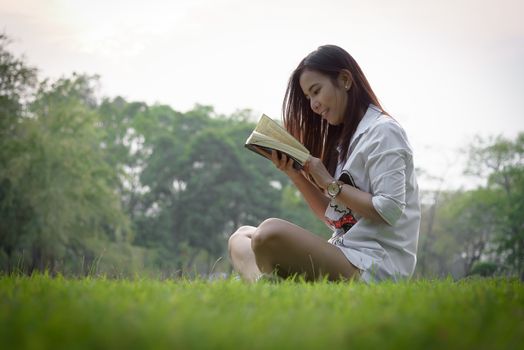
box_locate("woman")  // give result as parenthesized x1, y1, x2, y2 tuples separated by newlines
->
(228, 45, 420, 283)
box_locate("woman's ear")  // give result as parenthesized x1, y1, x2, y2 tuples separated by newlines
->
(338, 70, 353, 90)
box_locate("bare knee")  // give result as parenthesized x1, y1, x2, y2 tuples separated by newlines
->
(228, 226, 256, 253)
(251, 218, 287, 253)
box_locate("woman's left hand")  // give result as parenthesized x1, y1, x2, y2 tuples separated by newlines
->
(304, 155, 334, 190)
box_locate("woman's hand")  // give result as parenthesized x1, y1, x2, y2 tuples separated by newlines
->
(303, 155, 334, 190)
(266, 150, 332, 220)
(269, 150, 302, 180)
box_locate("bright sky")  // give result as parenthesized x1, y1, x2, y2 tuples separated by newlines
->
(2, 0, 523, 190)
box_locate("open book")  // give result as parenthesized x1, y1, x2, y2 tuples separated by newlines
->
(244, 114, 310, 170)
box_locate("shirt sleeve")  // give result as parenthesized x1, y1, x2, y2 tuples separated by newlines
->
(364, 121, 412, 226)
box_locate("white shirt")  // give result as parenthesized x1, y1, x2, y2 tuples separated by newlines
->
(324, 104, 421, 283)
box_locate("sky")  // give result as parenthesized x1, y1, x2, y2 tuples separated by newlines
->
(1, 0, 523, 190)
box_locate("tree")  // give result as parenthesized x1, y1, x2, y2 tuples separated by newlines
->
(0, 34, 37, 126)
(415, 134, 524, 279)
(0, 72, 131, 274)
(465, 134, 524, 277)
(414, 190, 466, 278)
(443, 189, 502, 275)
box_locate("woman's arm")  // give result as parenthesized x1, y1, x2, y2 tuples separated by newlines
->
(288, 172, 330, 220)
(305, 156, 388, 224)
(331, 183, 387, 224)
(269, 150, 330, 220)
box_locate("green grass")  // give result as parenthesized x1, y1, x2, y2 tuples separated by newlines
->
(0, 274, 523, 350)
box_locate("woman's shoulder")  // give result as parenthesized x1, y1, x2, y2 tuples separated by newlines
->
(366, 114, 413, 152)
(373, 113, 402, 130)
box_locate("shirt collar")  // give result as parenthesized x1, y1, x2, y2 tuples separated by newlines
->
(349, 104, 382, 146)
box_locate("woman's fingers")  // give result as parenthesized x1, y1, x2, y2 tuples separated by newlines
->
(270, 150, 280, 167)
(303, 156, 311, 173)
(278, 153, 288, 170)
(304, 155, 334, 189)
(271, 150, 295, 172)
(286, 157, 294, 169)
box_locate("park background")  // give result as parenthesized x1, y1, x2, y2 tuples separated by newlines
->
(1, 0, 523, 279)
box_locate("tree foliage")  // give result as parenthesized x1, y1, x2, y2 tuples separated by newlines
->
(416, 133, 524, 279)
(0, 34, 344, 277)
(465, 134, 524, 277)
(0, 53, 131, 274)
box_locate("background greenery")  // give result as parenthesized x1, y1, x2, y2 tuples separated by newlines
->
(1, 33, 523, 279)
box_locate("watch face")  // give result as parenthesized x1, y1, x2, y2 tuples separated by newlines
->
(327, 182, 340, 197)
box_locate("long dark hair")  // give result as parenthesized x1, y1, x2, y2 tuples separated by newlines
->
(283, 45, 385, 175)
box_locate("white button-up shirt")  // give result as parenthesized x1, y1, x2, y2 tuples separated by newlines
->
(324, 104, 421, 283)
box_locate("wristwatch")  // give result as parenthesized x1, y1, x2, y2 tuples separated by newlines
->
(326, 180, 343, 199)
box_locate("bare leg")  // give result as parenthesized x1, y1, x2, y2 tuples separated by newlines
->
(251, 218, 359, 281)
(228, 226, 262, 282)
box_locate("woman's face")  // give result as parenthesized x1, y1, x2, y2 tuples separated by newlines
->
(299, 69, 349, 126)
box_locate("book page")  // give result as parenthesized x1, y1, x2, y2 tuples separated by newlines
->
(254, 115, 308, 153)
(246, 131, 309, 164)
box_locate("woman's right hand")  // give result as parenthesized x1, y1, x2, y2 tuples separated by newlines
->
(270, 150, 303, 180)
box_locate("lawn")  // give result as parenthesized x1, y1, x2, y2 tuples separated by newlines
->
(0, 274, 523, 350)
